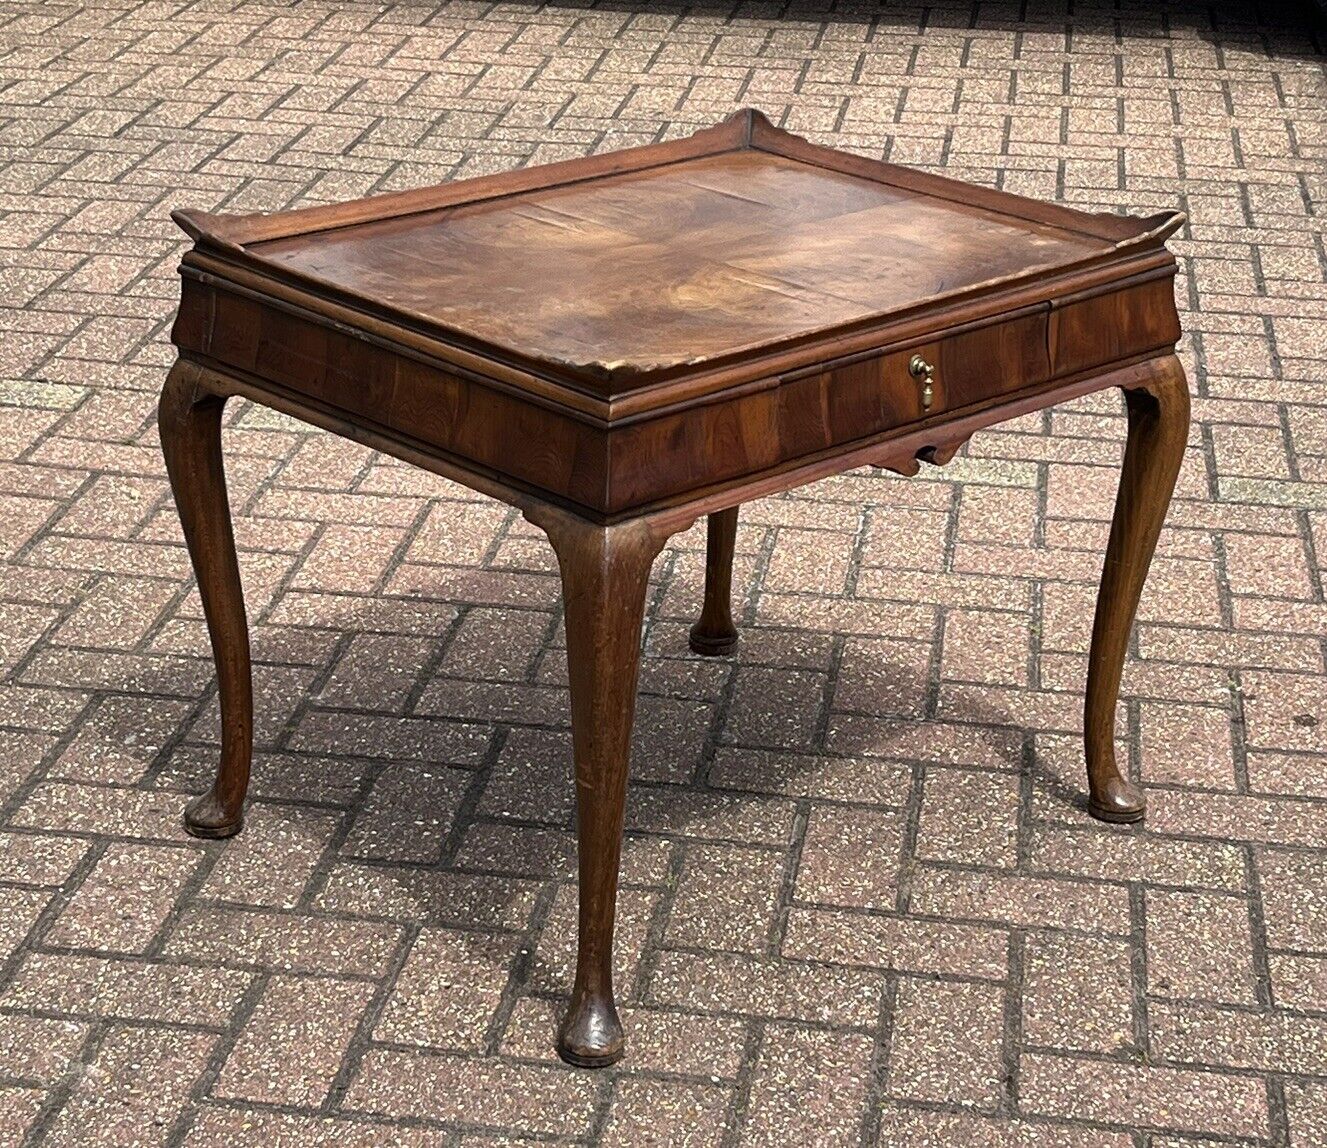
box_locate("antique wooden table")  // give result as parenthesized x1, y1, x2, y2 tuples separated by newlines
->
(162, 109, 1189, 1067)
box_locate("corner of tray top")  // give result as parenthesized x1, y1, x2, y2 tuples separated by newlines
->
(170, 208, 208, 241)
(718, 106, 782, 147)
(1122, 209, 1187, 246)
(170, 207, 248, 251)
(1074, 207, 1188, 252)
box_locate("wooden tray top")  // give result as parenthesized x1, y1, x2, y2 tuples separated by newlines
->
(170, 109, 1185, 517)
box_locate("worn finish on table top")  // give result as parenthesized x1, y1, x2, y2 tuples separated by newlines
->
(252, 149, 1102, 378)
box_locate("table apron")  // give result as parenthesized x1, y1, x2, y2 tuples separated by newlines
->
(177, 349, 1181, 536)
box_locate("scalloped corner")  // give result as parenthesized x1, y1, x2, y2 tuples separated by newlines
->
(1131, 209, 1187, 246)
(170, 208, 213, 241)
(170, 208, 250, 252)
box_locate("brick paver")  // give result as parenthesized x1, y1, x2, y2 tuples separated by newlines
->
(2, 1, 1325, 1144)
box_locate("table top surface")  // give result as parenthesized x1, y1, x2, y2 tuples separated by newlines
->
(175, 110, 1182, 395)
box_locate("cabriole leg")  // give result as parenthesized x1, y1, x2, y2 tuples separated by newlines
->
(535, 509, 665, 1066)
(1084, 358, 1191, 823)
(159, 362, 252, 839)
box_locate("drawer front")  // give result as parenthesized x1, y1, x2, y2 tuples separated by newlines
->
(606, 309, 1051, 511)
(774, 307, 1051, 459)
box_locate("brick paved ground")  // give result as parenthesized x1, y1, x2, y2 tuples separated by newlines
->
(2, 0, 1325, 1144)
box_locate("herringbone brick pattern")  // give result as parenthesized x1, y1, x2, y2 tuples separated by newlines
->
(2, 0, 1325, 1144)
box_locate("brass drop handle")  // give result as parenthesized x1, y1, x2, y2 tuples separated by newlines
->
(909, 354, 935, 411)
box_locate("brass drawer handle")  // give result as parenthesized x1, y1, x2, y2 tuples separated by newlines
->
(909, 354, 935, 410)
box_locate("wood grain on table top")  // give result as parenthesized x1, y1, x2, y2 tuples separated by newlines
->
(251, 150, 1107, 379)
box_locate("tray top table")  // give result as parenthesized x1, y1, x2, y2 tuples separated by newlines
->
(161, 109, 1190, 1067)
